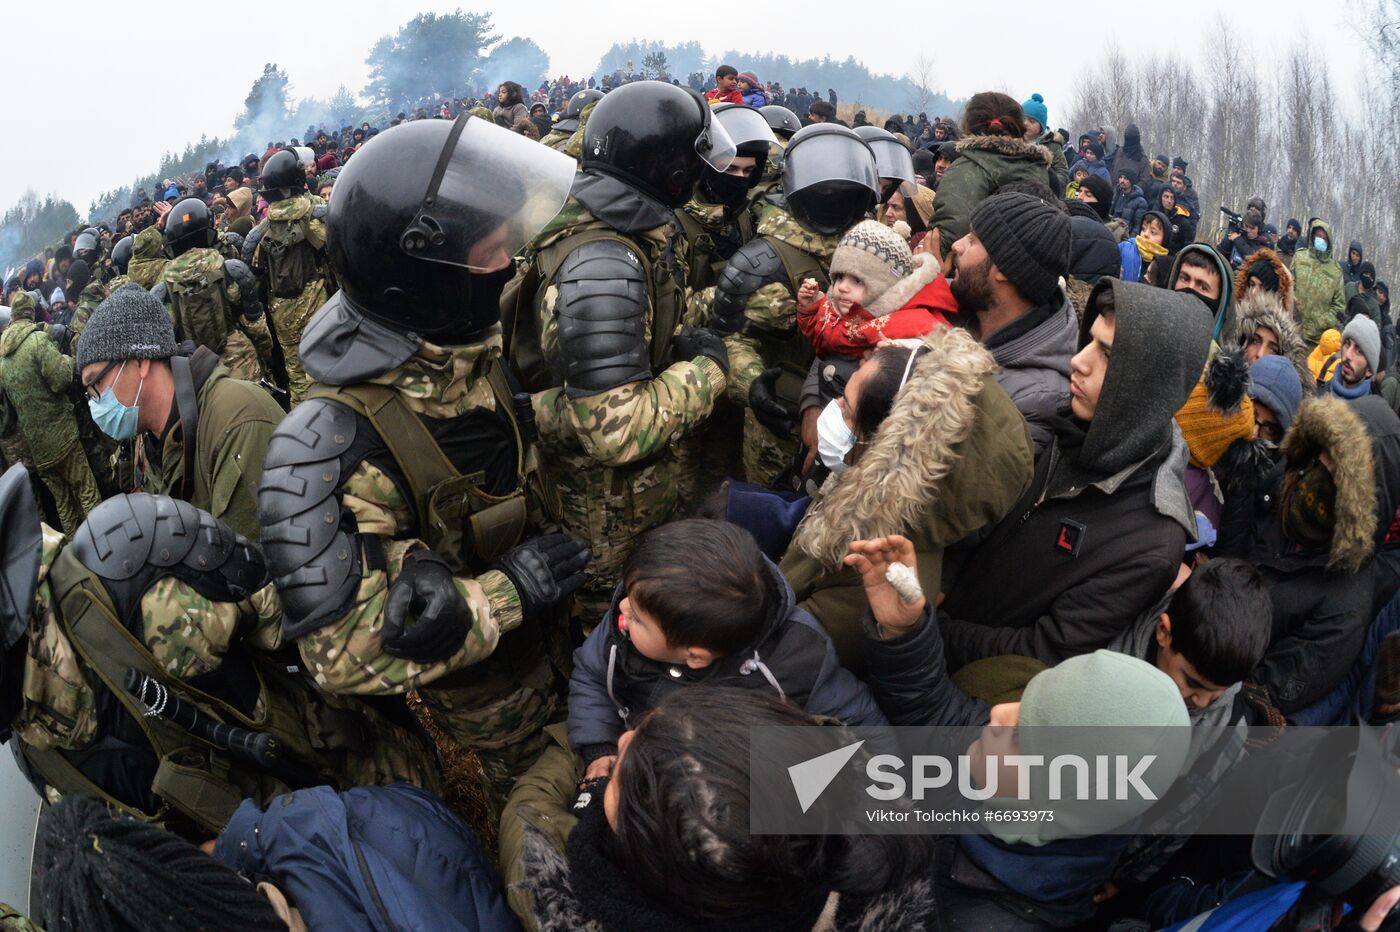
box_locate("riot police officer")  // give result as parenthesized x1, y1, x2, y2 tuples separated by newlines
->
(540, 88, 603, 151)
(258, 114, 589, 816)
(106, 235, 135, 291)
(709, 123, 879, 485)
(854, 125, 918, 205)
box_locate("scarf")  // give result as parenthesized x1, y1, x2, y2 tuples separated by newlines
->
(1329, 374, 1372, 400)
(1135, 235, 1168, 266)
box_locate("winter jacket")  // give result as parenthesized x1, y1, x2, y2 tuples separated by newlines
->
(1218, 230, 1271, 269)
(137, 348, 283, 540)
(741, 88, 768, 108)
(1067, 157, 1111, 184)
(1344, 282, 1391, 365)
(1164, 205, 1197, 253)
(1218, 397, 1376, 716)
(493, 102, 530, 128)
(1112, 125, 1148, 185)
(1293, 220, 1348, 345)
(1037, 130, 1070, 195)
(932, 134, 1055, 254)
(567, 557, 888, 759)
(796, 254, 952, 357)
(1111, 184, 1149, 233)
(1067, 200, 1121, 285)
(215, 783, 519, 932)
(1231, 289, 1313, 390)
(1234, 248, 1296, 318)
(704, 87, 743, 105)
(982, 290, 1079, 454)
(782, 327, 1034, 669)
(940, 280, 1211, 667)
(0, 312, 80, 468)
(1342, 239, 1364, 284)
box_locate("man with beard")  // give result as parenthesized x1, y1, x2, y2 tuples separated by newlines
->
(945, 191, 1076, 454)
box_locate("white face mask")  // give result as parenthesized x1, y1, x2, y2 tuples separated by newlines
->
(816, 399, 856, 473)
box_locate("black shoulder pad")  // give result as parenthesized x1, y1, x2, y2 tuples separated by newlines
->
(257, 397, 362, 638)
(241, 222, 266, 266)
(711, 238, 787, 334)
(223, 258, 258, 298)
(554, 238, 650, 397)
(150, 281, 168, 305)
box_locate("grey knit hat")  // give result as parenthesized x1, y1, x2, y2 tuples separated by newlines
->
(969, 191, 1071, 304)
(76, 284, 178, 370)
(1343, 315, 1381, 376)
(830, 220, 914, 306)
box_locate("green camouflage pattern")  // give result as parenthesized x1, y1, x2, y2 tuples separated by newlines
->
(253, 195, 332, 405)
(540, 128, 573, 152)
(126, 225, 167, 290)
(562, 101, 598, 161)
(0, 902, 41, 931)
(742, 405, 796, 486)
(162, 247, 269, 383)
(68, 278, 108, 344)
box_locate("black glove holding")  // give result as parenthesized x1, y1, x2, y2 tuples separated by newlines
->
(750, 366, 795, 437)
(671, 326, 730, 375)
(494, 533, 591, 621)
(381, 550, 469, 662)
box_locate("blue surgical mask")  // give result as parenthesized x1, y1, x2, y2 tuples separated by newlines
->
(87, 361, 142, 440)
(816, 399, 856, 473)
(1313, 236, 1328, 254)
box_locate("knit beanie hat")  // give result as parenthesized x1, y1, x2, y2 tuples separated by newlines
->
(1021, 93, 1047, 129)
(34, 796, 285, 932)
(996, 650, 1191, 843)
(1079, 175, 1113, 221)
(48, 286, 65, 306)
(76, 284, 178, 370)
(1172, 156, 1189, 171)
(1248, 355, 1303, 433)
(738, 71, 760, 87)
(1247, 260, 1281, 294)
(1343, 315, 1381, 376)
(829, 220, 913, 306)
(1174, 352, 1256, 468)
(1086, 140, 1105, 160)
(969, 192, 1071, 304)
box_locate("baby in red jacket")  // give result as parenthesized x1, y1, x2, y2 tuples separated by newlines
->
(797, 220, 956, 402)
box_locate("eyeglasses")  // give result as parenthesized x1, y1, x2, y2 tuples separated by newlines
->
(83, 360, 121, 400)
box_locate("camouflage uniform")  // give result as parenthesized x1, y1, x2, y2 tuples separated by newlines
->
(717, 201, 839, 485)
(0, 904, 40, 932)
(521, 198, 726, 621)
(126, 225, 167, 290)
(13, 522, 440, 833)
(68, 277, 109, 344)
(161, 247, 273, 384)
(246, 193, 332, 405)
(280, 332, 565, 817)
(0, 297, 99, 534)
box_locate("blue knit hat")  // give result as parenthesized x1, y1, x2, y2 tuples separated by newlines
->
(1022, 93, 1048, 130)
(1248, 355, 1302, 433)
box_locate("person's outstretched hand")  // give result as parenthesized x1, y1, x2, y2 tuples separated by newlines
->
(844, 535, 925, 635)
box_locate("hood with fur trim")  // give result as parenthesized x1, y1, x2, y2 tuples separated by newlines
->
(1281, 396, 1376, 573)
(1232, 290, 1311, 390)
(864, 253, 943, 317)
(1234, 248, 1294, 313)
(793, 326, 1033, 569)
(954, 133, 1052, 167)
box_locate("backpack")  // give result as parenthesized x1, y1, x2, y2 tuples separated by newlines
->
(165, 252, 235, 355)
(259, 216, 322, 299)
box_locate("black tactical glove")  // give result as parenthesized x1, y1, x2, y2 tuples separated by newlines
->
(381, 550, 469, 663)
(671, 326, 730, 375)
(494, 533, 591, 621)
(750, 366, 796, 437)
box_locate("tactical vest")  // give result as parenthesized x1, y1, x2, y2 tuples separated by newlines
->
(18, 547, 379, 835)
(674, 206, 755, 296)
(751, 234, 830, 386)
(502, 223, 685, 395)
(259, 215, 322, 299)
(305, 355, 550, 576)
(165, 252, 236, 356)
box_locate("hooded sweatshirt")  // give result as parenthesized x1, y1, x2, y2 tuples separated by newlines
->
(940, 280, 1211, 666)
(1166, 243, 1235, 345)
(1293, 220, 1348, 345)
(1112, 124, 1148, 186)
(1342, 239, 1365, 284)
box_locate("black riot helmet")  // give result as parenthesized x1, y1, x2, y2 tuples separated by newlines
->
(73, 230, 101, 264)
(0, 463, 42, 740)
(583, 81, 738, 209)
(258, 148, 307, 202)
(712, 103, 779, 182)
(555, 88, 604, 133)
(326, 114, 573, 341)
(759, 104, 802, 141)
(781, 124, 880, 235)
(854, 126, 917, 203)
(111, 235, 134, 275)
(163, 198, 217, 257)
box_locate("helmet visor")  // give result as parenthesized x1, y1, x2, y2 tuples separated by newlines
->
(715, 106, 779, 150)
(783, 132, 880, 200)
(402, 116, 575, 273)
(869, 138, 917, 197)
(695, 106, 737, 173)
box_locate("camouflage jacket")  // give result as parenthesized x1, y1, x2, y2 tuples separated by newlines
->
(294, 334, 527, 696)
(722, 201, 839, 399)
(161, 247, 271, 359)
(525, 199, 725, 469)
(13, 524, 283, 756)
(126, 224, 167, 290)
(249, 193, 329, 275)
(0, 320, 80, 467)
(69, 278, 108, 343)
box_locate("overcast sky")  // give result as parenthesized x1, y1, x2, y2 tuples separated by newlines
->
(0, 0, 1359, 214)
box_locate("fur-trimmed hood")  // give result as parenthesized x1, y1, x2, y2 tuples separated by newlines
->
(1281, 396, 1376, 573)
(1234, 248, 1295, 313)
(792, 327, 1033, 569)
(864, 252, 942, 317)
(954, 133, 1052, 167)
(1232, 290, 1312, 390)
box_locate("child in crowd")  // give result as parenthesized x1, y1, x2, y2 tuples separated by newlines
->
(567, 519, 887, 776)
(796, 219, 955, 405)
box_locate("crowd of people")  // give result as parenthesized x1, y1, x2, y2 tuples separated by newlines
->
(1, 63, 1399, 932)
